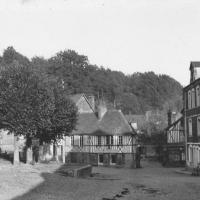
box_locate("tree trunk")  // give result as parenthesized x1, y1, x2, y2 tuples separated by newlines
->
(13, 135, 19, 165)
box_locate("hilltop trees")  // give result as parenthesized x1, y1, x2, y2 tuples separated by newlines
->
(0, 47, 183, 117)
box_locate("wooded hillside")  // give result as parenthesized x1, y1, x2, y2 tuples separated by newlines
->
(0, 47, 183, 114)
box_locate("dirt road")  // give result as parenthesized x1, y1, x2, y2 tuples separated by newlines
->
(0, 159, 199, 200)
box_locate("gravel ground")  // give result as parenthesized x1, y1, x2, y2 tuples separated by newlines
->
(0, 159, 200, 200)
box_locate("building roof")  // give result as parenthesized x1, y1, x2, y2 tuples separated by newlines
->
(71, 110, 134, 136)
(95, 110, 134, 136)
(71, 113, 98, 135)
(69, 93, 134, 136)
(165, 116, 184, 131)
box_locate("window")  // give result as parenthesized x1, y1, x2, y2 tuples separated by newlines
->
(106, 136, 110, 145)
(98, 154, 104, 165)
(110, 136, 114, 145)
(197, 86, 200, 107)
(118, 136, 123, 145)
(110, 154, 117, 165)
(106, 136, 113, 149)
(106, 136, 113, 145)
(188, 90, 191, 109)
(197, 117, 200, 136)
(71, 136, 74, 146)
(192, 89, 195, 108)
(80, 136, 83, 147)
(189, 119, 192, 137)
(97, 136, 101, 146)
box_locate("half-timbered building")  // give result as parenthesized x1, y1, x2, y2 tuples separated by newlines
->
(163, 111, 185, 166)
(65, 94, 137, 167)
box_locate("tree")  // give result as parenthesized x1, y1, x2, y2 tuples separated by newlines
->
(0, 63, 77, 164)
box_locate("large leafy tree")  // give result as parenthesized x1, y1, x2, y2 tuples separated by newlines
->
(0, 62, 77, 163)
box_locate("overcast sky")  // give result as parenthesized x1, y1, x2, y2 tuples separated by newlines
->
(0, 0, 200, 86)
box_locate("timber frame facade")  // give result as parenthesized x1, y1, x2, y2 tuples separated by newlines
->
(164, 116, 185, 166)
(64, 94, 138, 167)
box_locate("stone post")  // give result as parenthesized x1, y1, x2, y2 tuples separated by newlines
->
(62, 142, 66, 164)
(13, 135, 19, 165)
(54, 144, 59, 162)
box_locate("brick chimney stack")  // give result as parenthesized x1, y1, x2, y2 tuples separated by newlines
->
(190, 62, 200, 83)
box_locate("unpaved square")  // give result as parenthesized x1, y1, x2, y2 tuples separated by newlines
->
(0, 159, 199, 200)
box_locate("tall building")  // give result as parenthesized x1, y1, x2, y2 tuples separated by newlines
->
(184, 62, 200, 168)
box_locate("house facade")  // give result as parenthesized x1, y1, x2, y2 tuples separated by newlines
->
(163, 111, 185, 166)
(184, 62, 200, 168)
(65, 94, 138, 167)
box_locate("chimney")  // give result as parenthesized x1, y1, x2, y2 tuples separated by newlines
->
(97, 101, 107, 120)
(190, 62, 200, 83)
(167, 110, 172, 126)
(87, 95, 95, 111)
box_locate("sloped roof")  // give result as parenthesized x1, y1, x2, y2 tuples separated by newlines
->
(69, 93, 133, 136)
(71, 112, 98, 135)
(165, 116, 184, 131)
(96, 110, 133, 136)
(71, 110, 134, 136)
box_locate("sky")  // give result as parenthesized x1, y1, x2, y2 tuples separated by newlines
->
(0, 0, 200, 86)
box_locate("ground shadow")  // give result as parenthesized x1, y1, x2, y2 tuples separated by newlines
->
(9, 163, 131, 200)
(10, 163, 93, 200)
(0, 152, 13, 163)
